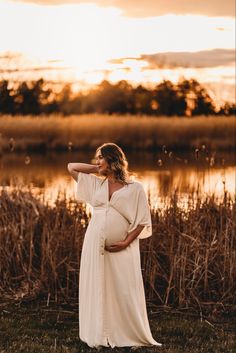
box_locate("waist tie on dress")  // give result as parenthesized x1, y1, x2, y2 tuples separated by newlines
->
(93, 206, 106, 212)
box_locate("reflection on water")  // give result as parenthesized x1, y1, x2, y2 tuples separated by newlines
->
(141, 167, 235, 210)
(0, 151, 235, 208)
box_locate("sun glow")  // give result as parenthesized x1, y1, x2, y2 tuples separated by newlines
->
(0, 0, 235, 98)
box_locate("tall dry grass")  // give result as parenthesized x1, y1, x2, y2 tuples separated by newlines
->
(0, 188, 235, 310)
(142, 193, 235, 309)
(0, 114, 235, 152)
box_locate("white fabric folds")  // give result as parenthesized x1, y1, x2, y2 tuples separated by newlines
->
(77, 172, 161, 348)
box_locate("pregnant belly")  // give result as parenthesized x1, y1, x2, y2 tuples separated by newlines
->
(105, 208, 130, 246)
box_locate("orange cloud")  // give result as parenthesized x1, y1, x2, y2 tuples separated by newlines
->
(115, 49, 235, 69)
(11, 0, 235, 17)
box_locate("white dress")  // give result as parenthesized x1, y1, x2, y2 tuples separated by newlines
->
(77, 172, 161, 348)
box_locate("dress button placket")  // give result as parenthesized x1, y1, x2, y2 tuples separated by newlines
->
(100, 211, 106, 255)
(100, 233, 104, 255)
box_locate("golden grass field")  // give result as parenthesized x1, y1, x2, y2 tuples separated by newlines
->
(0, 114, 235, 152)
(0, 188, 235, 309)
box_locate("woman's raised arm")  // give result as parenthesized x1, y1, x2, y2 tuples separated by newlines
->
(67, 163, 99, 182)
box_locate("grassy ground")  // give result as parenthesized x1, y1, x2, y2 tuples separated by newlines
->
(0, 299, 235, 353)
(0, 115, 235, 152)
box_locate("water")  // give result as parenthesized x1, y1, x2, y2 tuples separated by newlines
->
(0, 151, 235, 208)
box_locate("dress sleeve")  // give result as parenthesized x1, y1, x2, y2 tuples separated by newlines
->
(129, 183, 152, 239)
(77, 172, 101, 204)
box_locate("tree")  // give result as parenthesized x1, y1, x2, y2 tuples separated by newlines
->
(0, 80, 15, 114)
(56, 84, 73, 115)
(133, 85, 153, 115)
(153, 80, 187, 116)
(218, 102, 236, 116)
(92, 80, 133, 114)
(13, 79, 55, 115)
(178, 79, 215, 116)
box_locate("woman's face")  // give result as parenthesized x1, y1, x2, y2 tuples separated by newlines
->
(95, 150, 109, 176)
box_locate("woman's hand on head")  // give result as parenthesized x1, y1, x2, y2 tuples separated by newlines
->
(67, 163, 99, 181)
(105, 239, 129, 252)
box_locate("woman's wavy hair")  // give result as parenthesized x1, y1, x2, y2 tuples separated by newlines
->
(96, 143, 130, 184)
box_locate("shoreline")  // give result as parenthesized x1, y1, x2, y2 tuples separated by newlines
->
(0, 115, 235, 153)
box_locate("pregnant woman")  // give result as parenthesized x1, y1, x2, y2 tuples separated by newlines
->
(68, 142, 161, 349)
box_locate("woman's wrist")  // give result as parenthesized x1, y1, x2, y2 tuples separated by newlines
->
(125, 225, 145, 246)
(124, 233, 133, 246)
(91, 164, 99, 173)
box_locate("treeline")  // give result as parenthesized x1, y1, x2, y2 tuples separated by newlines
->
(0, 78, 235, 116)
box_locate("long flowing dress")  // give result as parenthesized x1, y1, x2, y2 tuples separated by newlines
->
(77, 172, 161, 348)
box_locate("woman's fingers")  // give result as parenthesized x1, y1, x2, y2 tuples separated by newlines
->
(105, 242, 127, 252)
(105, 246, 119, 252)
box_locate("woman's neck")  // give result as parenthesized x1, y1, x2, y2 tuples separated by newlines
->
(107, 176, 117, 183)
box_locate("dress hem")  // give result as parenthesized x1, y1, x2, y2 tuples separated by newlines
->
(81, 337, 162, 349)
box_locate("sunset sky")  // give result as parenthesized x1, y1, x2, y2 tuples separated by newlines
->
(0, 0, 235, 102)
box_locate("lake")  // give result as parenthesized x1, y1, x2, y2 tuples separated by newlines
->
(0, 150, 235, 209)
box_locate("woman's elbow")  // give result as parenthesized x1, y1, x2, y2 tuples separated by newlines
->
(67, 163, 73, 173)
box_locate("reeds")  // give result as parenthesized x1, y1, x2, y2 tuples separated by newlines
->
(0, 189, 88, 300)
(141, 192, 236, 309)
(0, 188, 235, 310)
(0, 114, 235, 152)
